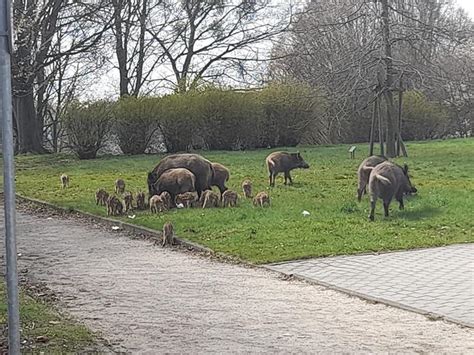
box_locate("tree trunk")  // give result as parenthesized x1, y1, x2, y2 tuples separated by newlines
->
(380, 0, 397, 157)
(377, 96, 384, 156)
(369, 96, 377, 156)
(14, 90, 45, 153)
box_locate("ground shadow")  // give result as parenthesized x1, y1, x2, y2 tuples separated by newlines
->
(398, 206, 442, 221)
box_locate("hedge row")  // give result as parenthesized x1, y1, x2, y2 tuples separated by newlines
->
(64, 83, 327, 159)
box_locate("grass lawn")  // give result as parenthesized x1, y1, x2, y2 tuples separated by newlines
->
(0, 282, 96, 352)
(4, 138, 474, 264)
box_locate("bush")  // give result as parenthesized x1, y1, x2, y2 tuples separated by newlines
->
(196, 88, 263, 150)
(113, 97, 159, 154)
(259, 82, 326, 147)
(401, 91, 449, 140)
(158, 93, 200, 153)
(63, 100, 112, 159)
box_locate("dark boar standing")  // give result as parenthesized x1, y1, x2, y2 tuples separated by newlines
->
(148, 153, 214, 198)
(153, 168, 196, 204)
(367, 161, 417, 221)
(211, 162, 229, 195)
(266, 151, 309, 187)
(357, 155, 388, 202)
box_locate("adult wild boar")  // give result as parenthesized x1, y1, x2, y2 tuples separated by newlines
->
(367, 161, 417, 221)
(266, 151, 310, 187)
(153, 168, 196, 204)
(148, 154, 213, 198)
(357, 155, 388, 202)
(211, 162, 229, 195)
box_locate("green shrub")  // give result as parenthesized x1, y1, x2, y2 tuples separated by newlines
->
(113, 97, 159, 154)
(402, 91, 449, 140)
(196, 88, 263, 150)
(158, 93, 200, 153)
(63, 100, 113, 159)
(259, 82, 326, 147)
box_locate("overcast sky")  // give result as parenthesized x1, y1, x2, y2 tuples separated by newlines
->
(456, 0, 474, 17)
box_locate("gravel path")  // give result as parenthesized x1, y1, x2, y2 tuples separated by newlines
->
(1, 207, 473, 354)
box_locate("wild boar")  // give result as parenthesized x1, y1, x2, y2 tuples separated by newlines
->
(253, 191, 270, 207)
(124, 192, 134, 212)
(162, 222, 174, 247)
(60, 174, 69, 189)
(175, 192, 198, 208)
(266, 151, 309, 187)
(106, 195, 123, 216)
(367, 161, 417, 221)
(149, 195, 165, 213)
(95, 189, 109, 206)
(357, 155, 388, 202)
(152, 168, 196, 204)
(242, 179, 252, 198)
(200, 190, 220, 209)
(159, 191, 172, 211)
(136, 192, 146, 210)
(148, 154, 214, 198)
(222, 190, 238, 208)
(115, 179, 126, 194)
(211, 162, 230, 195)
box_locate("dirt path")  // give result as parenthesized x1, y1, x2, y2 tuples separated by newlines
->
(1, 206, 473, 354)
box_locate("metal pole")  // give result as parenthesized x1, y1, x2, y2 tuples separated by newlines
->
(0, 0, 21, 353)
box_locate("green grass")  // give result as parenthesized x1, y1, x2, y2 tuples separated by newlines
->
(0, 282, 96, 352)
(5, 138, 474, 264)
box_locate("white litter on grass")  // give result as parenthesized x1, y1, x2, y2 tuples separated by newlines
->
(111, 226, 120, 231)
(176, 203, 185, 209)
(302, 210, 310, 217)
(128, 215, 136, 219)
(46, 217, 53, 220)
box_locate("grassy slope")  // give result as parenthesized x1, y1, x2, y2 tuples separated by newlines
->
(0, 283, 96, 352)
(6, 138, 474, 264)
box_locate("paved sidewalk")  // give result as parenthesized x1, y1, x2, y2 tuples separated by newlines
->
(1, 207, 473, 353)
(266, 244, 474, 327)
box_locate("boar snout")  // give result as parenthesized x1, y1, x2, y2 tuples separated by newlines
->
(301, 161, 310, 169)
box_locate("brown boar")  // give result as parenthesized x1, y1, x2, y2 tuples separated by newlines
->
(175, 192, 198, 208)
(253, 191, 270, 207)
(159, 191, 172, 210)
(152, 168, 196, 204)
(266, 151, 309, 187)
(200, 190, 220, 209)
(148, 154, 214, 198)
(368, 162, 417, 221)
(162, 222, 174, 247)
(106, 195, 123, 216)
(124, 192, 134, 212)
(95, 189, 109, 206)
(136, 192, 146, 210)
(242, 179, 252, 198)
(357, 155, 388, 202)
(222, 190, 238, 208)
(149, 195, 165, 213)
(115, 179, 126, 194)
(211, 162, 230, 195)
(60, 174, 69, 189)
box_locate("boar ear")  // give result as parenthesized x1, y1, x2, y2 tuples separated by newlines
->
(403, 164, 409, 174)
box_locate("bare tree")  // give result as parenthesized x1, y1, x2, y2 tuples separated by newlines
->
(147, 0, 293, 92)
(270, 0, 473, 155)
(11, 0, 111, 153)
(109, 0, 164, 97)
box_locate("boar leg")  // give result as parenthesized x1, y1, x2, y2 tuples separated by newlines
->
(269, 172, 274, 187)
(369, 197, 376, 221)
(284, 171, 293, 185)
(383, 200, 390, 217)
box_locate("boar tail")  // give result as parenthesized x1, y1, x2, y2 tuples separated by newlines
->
(266, 157, 275, 169)
(374, 174, 391, 185)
